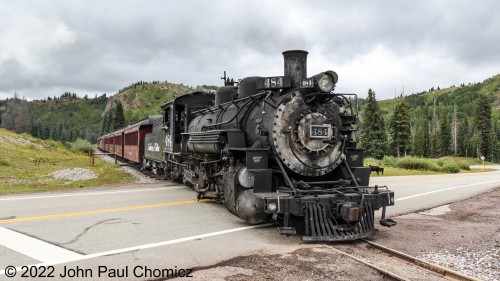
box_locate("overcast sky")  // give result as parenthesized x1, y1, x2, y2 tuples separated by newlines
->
(1, 0, 499, 101)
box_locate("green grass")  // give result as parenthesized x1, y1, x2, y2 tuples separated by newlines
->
(0, 129, 135, 194)
(365, 156, 491, 177)
(437, 156, 495, 166)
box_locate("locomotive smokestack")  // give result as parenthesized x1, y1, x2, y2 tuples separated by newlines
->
(283, 50, 308, 88)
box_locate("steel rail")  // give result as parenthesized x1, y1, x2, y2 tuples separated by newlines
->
(324, 240, 481, 281)
(361, 239, 481, 281)
(322, 244, 408, 281)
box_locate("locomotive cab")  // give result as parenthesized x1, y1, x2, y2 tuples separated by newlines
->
(161, 92, 215, 154)
(161, 103, 184, 153)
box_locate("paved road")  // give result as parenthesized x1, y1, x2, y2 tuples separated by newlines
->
(1, 167, 499, 280)
(371, 165, 500, 217)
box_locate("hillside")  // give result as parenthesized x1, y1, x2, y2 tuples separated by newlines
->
(377, 74, 500, 116)
(0, 82, 217, 143)
(377, 74, 500, 131)
(106, 81, 193, 125)
(29, 94, 109, 142)
(358, 74, 500, 161)
(0, 128, 134, 193)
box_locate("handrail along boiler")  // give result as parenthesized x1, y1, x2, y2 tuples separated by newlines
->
(141, 50, 396, 241)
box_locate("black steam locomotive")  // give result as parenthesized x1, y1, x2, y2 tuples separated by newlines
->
(109, 50, 396, 241)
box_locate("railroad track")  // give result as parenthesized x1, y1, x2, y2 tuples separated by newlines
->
(324, 240, 481, 281)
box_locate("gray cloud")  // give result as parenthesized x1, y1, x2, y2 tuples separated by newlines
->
(0, 0, 498, 100)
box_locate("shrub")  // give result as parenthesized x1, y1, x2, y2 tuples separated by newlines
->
(397, 157, 440, 171)
(374, 155, 471, 173)
(69, 138, 94, 154)
(456, 162, 470, 170)
(364, 158, 382, 166)
(440, 163, 460, 173)
(382, 156, 398, 168)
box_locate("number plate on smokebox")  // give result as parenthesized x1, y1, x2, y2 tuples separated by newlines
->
(309, 125, 331, 139)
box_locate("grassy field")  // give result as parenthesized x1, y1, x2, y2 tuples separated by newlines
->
(0, 129, 134, 194)
(365, 156, 494, 177)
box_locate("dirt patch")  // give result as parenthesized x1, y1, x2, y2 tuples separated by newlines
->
(172, 188, 499, 281)
(189, 247, 384, 281)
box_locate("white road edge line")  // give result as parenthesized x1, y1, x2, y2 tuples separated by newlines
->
(396, 180, 500, 201)
(0, 227, 83, 264)
(0, 223, 273, 276)
(0, 186, 182, 201)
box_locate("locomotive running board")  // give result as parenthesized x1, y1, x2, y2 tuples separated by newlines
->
(302, 202, 378, 242)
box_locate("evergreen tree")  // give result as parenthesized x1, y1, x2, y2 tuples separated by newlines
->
(57, 123, 64, 141)
(424, 119, 430, 157)
(113, 101, 125, 130)
(429, 99, 438, 157)
(451, 104, 458, 154)
(412, 118, 429, 157)
(30, 116, 37, 137)
(389, 97, 411, 157)
(474, 94, 492, 159)
(36, 125, 43, 139)
(438, 112, 451, 156)
(107, 109, 115, 133)
(359, 89, 388, 159)
(411, 118, 431, 157)
(108, 112, 114, 133)
(490, 124, 499, 162)
(42, 125, 50, 140)
(466, 118, 476, 157)
(101, 111, 109, 135)
(31, 122, 38, 138)
(100, 110, 113, 134)
(457, 119, 469, 156)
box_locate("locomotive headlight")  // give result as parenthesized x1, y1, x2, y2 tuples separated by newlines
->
(310, 70, 339, 92)
(318, 74, 334, 92)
